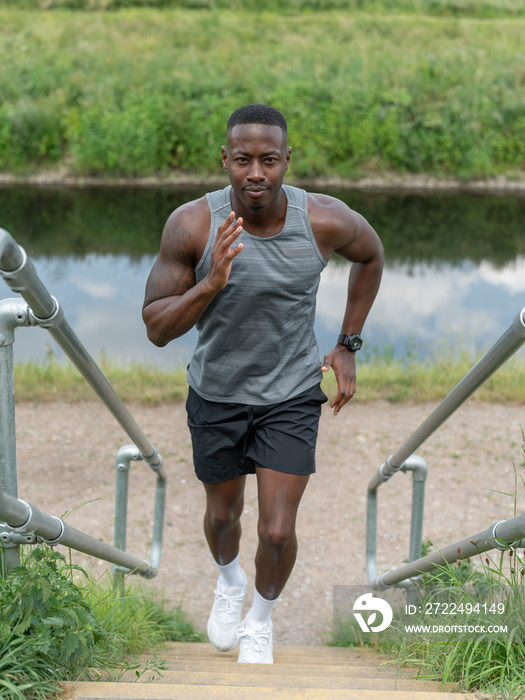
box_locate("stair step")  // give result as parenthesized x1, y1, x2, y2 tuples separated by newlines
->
(119, 661, 419, 679)
(160, 643, 384, 664)
(116, 669, 448, 691)
(69, 682, 475, 699)
(64, 642, 476, 699)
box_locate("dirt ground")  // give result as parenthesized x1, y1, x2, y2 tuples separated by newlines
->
(11, 398, 525, 646)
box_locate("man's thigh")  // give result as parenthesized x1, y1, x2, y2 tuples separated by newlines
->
(247, 383, 327, 476)
(186, 387, 256, 483)
(255, 468, 310, 529)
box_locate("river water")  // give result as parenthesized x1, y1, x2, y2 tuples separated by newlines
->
(0, 185, 524, 369)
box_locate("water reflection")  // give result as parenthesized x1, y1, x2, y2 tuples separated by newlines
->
(1, 186, 524, 367)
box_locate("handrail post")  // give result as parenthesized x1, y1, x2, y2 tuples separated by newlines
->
(113, 445, 136, 593)
(112, 445, 166, 592)
(0, 299, 33, 575)
(0, 339, 19, 575)
(367, 454, 427, 599)
(403, 456, 427, 605)
(0, 230, 51, 576)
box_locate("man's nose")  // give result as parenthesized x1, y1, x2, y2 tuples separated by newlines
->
(247, 161, 264, 180)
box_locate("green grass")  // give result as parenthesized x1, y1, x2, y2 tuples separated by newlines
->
(0, 6, 524, 179)
(12, 349, 525, 404)
(13, 354, 188, 404)
(0, 546, 204, 699)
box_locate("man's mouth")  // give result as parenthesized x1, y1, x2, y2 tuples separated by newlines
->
(245, 187, 267, 195)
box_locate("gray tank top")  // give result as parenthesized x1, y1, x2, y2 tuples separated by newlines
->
(187, 184, 327, 405)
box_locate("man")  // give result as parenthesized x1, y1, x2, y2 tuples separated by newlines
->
(143, 104, 384, 664)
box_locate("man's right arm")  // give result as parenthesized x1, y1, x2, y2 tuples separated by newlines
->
(142, 202, 244, 347)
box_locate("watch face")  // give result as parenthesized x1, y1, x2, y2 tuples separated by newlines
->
(338, 333, 363, 351)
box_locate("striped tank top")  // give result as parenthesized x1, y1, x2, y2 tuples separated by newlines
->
(186, 184, 327, 405)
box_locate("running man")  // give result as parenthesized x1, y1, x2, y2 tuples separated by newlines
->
(143, 104, 384, 663)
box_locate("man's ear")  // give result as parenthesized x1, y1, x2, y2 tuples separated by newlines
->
(221, 145, 228, 171)
(285, 146, 292, 172)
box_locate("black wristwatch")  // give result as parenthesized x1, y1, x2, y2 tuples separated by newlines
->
(338, 333, 363, 352)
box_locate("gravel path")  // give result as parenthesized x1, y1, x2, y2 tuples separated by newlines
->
(13, 399, 525, 646)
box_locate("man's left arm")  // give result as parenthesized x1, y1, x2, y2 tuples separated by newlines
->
(318, 204, 384, 415)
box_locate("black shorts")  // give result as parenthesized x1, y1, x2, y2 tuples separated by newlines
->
(186, 384, 328, 484)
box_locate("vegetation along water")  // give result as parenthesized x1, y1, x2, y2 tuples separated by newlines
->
(0, 0, 524, 181)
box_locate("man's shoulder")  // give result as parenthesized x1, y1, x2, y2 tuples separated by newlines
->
(160, 196, 211, 258)
(307, 192, 358, 241)
(165, 196, 210, 233)
(172, 194, 209, 219)
(307, 191, 352, 216)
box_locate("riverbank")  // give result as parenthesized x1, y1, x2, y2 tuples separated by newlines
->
(2, 169, 525, 195)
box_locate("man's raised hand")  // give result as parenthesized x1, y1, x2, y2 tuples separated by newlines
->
(206, 212, 244, 292)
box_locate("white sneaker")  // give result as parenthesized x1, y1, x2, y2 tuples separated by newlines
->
(207, 574, 246, 652)
(237, 619, 273, 664)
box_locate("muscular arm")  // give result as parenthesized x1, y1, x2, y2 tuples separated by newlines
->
(142, 201, 244, 347)
(332, 208, 384, 339)
(310, 194, 385, 414)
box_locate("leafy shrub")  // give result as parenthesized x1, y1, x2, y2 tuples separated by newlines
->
(0, 545, 204, 697)
(0, 548, 105, 676)
(0, 101, 64, 169)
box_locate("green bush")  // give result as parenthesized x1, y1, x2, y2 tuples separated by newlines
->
(0, 8, 524, 178)
(0, 545, 203, 698)
(68, 94, 174, 175)
(0, 100, 64, 169)
(0, 548, 106, 697)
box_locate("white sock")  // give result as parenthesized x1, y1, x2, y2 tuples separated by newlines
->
(214, 552, 246, 591)
(245, 586, 279, 626)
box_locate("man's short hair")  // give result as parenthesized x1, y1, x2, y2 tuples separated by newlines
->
(227, 104, 287, 137)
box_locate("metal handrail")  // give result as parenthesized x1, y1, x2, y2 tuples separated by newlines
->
(367, 307, 525, 591)
(0, 228, 166, 579)
(0, 229, 164, 474)
(376, 514, 525, 590)
(0, 488, 156, 578)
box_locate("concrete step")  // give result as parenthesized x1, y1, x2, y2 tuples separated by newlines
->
(65, 642, 476, 700)
(160, 643, 385, 664)
(69, 683, 476, 699)
(115, 669, 455, 691)
(117, 661, 421, 679)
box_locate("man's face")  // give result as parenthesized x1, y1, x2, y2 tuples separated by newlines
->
(222, 123, 291, 213)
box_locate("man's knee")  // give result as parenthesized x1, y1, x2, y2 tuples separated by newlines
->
(257, 519, 296, 551)
(205, 504, 242, 535)
(203, 478, 245, 535)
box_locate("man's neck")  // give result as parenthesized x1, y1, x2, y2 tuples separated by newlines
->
(231, 188, 287, 238)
